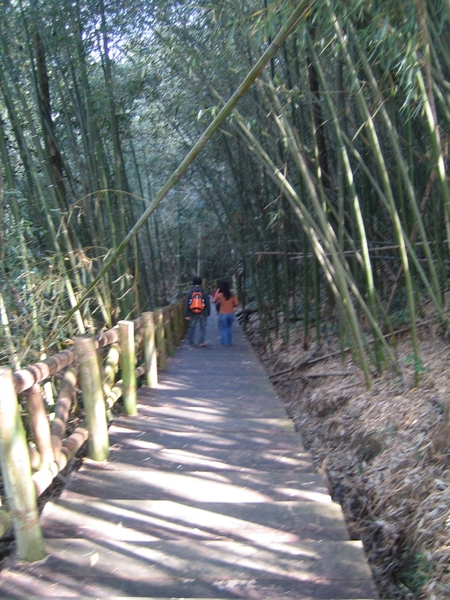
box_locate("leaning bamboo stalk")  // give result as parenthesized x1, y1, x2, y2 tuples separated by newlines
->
(119, 320, 137, 416)
(0, 367, 45, 562)
(143, 311, 158, 387)
(74, 336, 109, 461)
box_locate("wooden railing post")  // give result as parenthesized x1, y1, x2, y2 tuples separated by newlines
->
(51, 367, 77, 457)
(164, 306, 174, 357)
(143, 311, 158, 387)
(180, 300, 187, 337)
(181, 299, 189, 335)
(74, 336, 109, 461)
(103, 344, 119, 396)
(0, 367, 45, 562)
(24, 384, 55, 470)
(119, 320, 137, 416)
(173, 302, 182, 346)
(154, 308, 166, 370)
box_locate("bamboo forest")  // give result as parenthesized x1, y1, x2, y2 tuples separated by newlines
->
(1, 0, 450, 597)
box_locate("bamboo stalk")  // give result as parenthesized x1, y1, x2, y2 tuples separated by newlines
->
(74, 336, 109, 461)
(0, 367, 45, 562)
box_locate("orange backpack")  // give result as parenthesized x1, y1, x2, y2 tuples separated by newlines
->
(189, 290, 205, 313)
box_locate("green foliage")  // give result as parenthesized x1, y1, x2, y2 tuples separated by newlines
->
(403, 354, 431, 375)
(400, 551, 434, 596)
(0, 0, 450, 384)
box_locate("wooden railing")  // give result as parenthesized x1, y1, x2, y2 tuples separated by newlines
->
(0, 302, 186, 562)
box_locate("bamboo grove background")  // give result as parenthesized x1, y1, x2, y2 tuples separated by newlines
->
(1, 0, 450, 384)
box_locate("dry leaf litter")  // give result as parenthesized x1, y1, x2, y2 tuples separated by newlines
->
(245, 310, 450, 600)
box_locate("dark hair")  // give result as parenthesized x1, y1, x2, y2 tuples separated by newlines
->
(220, 280, 231, 300)
(193, 276, 202, 286)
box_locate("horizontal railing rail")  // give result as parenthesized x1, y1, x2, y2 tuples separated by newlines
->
(0, 301, 187, 562)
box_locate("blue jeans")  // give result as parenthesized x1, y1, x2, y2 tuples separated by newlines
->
(188, 312, 207, 344)
(219, 313, 235, 345)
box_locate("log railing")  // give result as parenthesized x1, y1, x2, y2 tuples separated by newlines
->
(0, 302, 186, 562)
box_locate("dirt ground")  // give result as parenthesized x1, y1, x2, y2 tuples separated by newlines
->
(245, 311, 450, 600)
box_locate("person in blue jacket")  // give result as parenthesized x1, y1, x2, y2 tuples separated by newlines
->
(184, 276, 211, 346)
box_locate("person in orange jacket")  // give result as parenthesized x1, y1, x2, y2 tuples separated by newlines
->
(213, 280, 239, 345)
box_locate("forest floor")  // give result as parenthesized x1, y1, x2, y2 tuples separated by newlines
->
(245, 306, 450, 600)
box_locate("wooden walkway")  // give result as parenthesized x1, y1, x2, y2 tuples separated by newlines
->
(0, 317, 379, 599)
